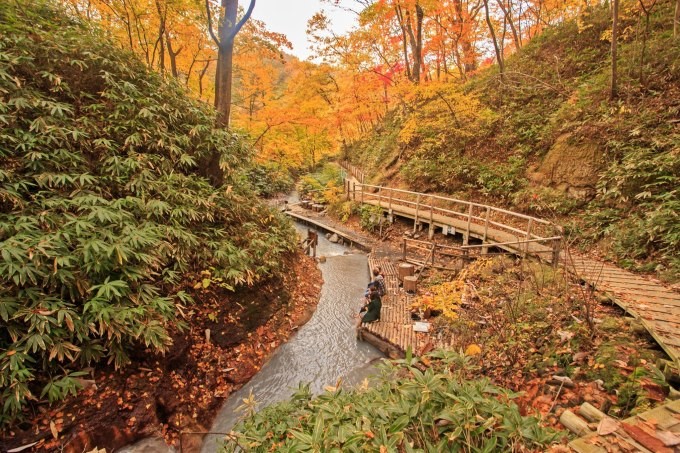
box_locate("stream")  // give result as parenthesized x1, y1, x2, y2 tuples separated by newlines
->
(199, 222, 384, 452)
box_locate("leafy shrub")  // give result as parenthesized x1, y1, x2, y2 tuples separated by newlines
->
(476, 155, 528, 199)
(221, 351, 558, 452)
(0, 1, 295, 424)
(247, 163, 294, 197)
(297, 163, 344, 203)
(358, 204, 384, 232)
(327, 201, 355, 223)
(512, 186, 583, 215)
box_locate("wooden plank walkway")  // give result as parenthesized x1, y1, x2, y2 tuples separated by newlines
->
(566, 254, 680, 367)
(569, 399, 680, 452)
(345, 178, 680, 368)
(284, 206, 373, 251)
(359, 256, 454, 357)
(352, 186, 560, 264)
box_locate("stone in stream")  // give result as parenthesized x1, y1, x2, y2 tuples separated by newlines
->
(318, 256, 327, 263)
(329, 233, 340, 243)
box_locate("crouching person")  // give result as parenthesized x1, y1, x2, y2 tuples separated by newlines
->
(357, 286, 382, 328)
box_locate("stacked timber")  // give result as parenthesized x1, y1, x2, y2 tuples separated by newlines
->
(566, 400, 680, 452)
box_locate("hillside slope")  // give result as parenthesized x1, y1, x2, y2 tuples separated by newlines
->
(0, 0, 297, 427)
(346, 1, 679, 281)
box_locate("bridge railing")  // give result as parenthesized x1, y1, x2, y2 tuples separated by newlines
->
(345, 181, 562, 263)
(341, 160, 365, 184)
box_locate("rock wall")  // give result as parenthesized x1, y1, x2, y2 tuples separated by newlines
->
(529, 134, 604, 200)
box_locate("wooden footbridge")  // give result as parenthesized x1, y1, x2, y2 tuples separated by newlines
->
(343, 163, 680, 370)
(344, 180, 563, 264)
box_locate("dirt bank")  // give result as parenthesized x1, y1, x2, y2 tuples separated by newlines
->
(2, 252, 322, 452)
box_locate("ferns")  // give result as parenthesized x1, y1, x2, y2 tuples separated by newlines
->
(0, 0, 295, 424)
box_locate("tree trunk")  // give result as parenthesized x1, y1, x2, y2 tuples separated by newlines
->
(208, 0, 256, 128)
(214, 38, 234, 128)
(484, 0, 505, 80)
(198, 59, 211, 98)
(394, 6, 412, 81)
(202, 0, 255, 187)
(413, 3, 424, 83)
(496, 0, 522, 49)
(165, 31, 182, 78)
(611, 0, 619, 99)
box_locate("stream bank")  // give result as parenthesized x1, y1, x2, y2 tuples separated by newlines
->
(201, 223, 383, 452)
(2, 252, 322, 453)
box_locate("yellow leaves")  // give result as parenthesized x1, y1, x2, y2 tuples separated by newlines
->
(49, 420, 59, 439)
(398, 118, 418, 145)
(465, 344, 482, 356)
(412, 258, 493, 321)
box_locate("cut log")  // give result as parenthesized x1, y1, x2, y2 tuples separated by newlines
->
(404, 276, 417, 293)
(579, 402, 606, 422)
(560, 410, 592, 436)
(398, 263, 415, 281)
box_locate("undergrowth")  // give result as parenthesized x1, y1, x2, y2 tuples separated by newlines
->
(221, 350, 559, 452)
(0, 1, 295, 425)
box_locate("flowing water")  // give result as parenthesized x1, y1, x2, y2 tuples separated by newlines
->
(200, 223, 383, 452)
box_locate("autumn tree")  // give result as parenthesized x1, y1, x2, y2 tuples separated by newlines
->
(205, 0, 256, 129)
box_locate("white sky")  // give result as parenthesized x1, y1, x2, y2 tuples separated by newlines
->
(251, 0, 358, 59)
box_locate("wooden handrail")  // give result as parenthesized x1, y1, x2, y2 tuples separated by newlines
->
(359, 183, 553, 225)
(339, 162, 562, 263)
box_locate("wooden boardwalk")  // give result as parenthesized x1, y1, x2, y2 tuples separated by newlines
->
(345, 178, 680, 369)
(348, 183, 561, 264)
(566, 254, 680, 367)
(359, 256, 454, 357)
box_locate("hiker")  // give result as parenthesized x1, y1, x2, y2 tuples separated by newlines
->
(376, 266, 386, 279)
(357, 286, 382, 327)
(372, 268, 386, 298)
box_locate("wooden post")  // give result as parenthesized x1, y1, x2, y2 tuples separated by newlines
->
(428, 195, 434, 239)
(578, 403, 606, 422)
(524, 219, 533, 258)
(352, 182, 356, 201)
(414, 194, 421, 232)
(388, 188, 393, 212)
(552, 237, 561, 267)
(559, 410, 591, 436)
(361, 184, 364, 204)
(378, 186, 382, 208)
(464, 203, 472, 245)
(483, 207, 490, 241)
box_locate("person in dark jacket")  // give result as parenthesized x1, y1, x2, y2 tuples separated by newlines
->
(357, 287, 382, 326)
